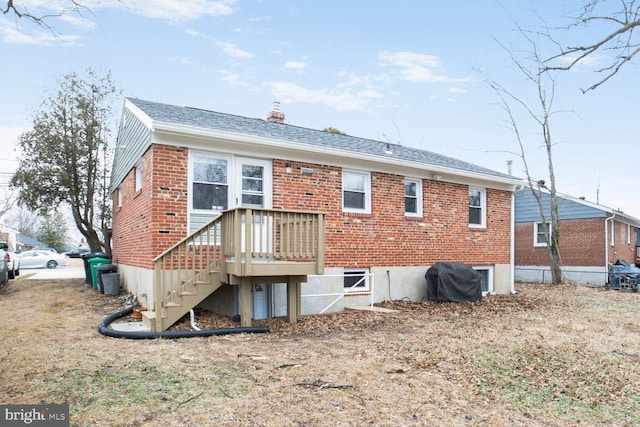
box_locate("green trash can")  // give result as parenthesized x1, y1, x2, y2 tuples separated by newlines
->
(88, 257, 110, 289)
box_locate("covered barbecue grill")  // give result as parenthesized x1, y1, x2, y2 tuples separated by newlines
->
(426, 262, 482, 302)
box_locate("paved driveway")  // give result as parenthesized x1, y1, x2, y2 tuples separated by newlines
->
(22, 258, 86, 280)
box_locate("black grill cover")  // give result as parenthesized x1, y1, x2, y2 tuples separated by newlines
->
(425, 262, 482, 302)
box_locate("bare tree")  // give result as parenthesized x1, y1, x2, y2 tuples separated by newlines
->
(2, 0, 91, 34)
(545, 0, 640, 92)
(6, 206, 39, 237)
(490, 30, 564, 285)
(0, 188, 16, 220)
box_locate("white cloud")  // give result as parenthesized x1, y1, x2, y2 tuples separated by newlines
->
(185, 29, 253, 58)
(263, 81, 382, 111)
(215, 41, 253, 58)
(554, 53, 600, 69)
(170, 55, 193, 65)
(0, 20, 81, 45)
(448, 87, 467, 94)
(284, 61, 307, 73)
(219, 70, 250, 87)
(248, 16, 271, 23)
(113, 0, 236, 22)
(378, 51, 470, 84)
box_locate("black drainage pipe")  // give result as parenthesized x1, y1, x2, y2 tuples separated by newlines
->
(98, 306, 270, 339)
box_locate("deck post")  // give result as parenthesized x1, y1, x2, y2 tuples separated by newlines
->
(239, 277, 252, 327)
(287, 275, 305, 324)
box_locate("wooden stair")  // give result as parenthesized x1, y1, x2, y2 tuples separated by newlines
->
(143, 208, 325, 332)
(142, 264, 224, 332)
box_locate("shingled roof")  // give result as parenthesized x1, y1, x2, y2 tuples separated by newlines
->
(128, 97, 515, 180)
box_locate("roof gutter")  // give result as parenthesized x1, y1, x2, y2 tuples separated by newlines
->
(152, 121, 523, 189)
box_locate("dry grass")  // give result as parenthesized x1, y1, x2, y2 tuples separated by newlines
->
(1, 276, 639, 426)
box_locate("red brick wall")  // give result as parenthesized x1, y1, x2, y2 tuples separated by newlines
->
(112, 145, 188, 269)
(272, 160, 512, 267)
(514, 217, 634, 267)
(114, 151, 512, 269)
(607, 220, 637, 265)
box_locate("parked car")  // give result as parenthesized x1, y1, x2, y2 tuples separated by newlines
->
(7, 251, 20, 279)
(64, 248, 90, 258)
(0, 246, 7, 285)
(18, 250, 68, 269)
(33, 247, 58, 253)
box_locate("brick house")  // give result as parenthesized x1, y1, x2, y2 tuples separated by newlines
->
(514, 188, 640, 285)
(110, 98, 522, 331)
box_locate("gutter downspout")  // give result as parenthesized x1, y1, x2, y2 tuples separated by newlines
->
(510, 185, 524, 294)
(605, 213, 616, 285)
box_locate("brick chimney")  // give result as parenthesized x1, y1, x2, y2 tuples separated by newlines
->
(266, 101, 285, 124)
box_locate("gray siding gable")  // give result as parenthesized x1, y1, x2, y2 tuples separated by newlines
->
(126, 98, 515, 181)
(515, 189, 606, 223)
(110, 106, 152, 193)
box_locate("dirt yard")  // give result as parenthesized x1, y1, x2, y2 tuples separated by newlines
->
(1, 275, 638, 426)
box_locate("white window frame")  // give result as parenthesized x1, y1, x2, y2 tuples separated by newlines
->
(135, 164, 143, 192)
(117, 187, 122, 208)
(610, 220, 615, 246)
(404, 178, 423, 217)
(627, 224, 631, 244)
(473, 266, 494, 295)
(343, 268, 370, 292)
(469, 187, 486, 228)
(189, 152, 233, 214)
(534, 222, 551, 247)
(342, 170, 371, 214)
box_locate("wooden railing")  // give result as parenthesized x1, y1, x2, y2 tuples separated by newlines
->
(153, 213, 224, 316)
(152, 208, 325, 314)
(221, 208, 325, 277)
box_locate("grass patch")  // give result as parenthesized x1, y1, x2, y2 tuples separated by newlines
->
(48, 357, 259, 424)
(472, 345, 640, 424)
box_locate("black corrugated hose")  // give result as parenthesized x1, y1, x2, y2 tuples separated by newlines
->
(98, 306, 269, 339)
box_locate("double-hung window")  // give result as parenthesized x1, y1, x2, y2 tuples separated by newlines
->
(469, 188, 486, 227)
(404, 178, 422, 217)
(192, 154, 229, 212)
(343, 171, 371, 213)
(534, 222, 551, 247)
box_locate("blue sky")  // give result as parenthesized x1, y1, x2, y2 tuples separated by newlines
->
(1, 0, 639, 218)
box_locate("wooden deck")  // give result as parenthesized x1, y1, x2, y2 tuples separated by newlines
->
(143, 208, 325, 332)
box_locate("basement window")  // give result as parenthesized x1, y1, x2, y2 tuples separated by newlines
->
(473, 266, 493, 294)
(344, 268, 370, 292)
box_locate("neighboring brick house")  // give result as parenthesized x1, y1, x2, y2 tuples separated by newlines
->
(514, 188, 640, 285)
(110, 98, 522, 325)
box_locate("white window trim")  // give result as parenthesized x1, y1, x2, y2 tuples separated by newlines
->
(117, 187, 122, 208)
(188, 152, 233, 214)
(469, 187, 486, 228)
(610, 221, 615, 246)
(534, 221, 551, 247)
(627, 224, 631, 244)
(135, 165, 143, 192)
(473, 265, 494, 295)
(404, 178, 423, 217)
(343, 268, 371, 292)
(342, 170, 371, 214)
